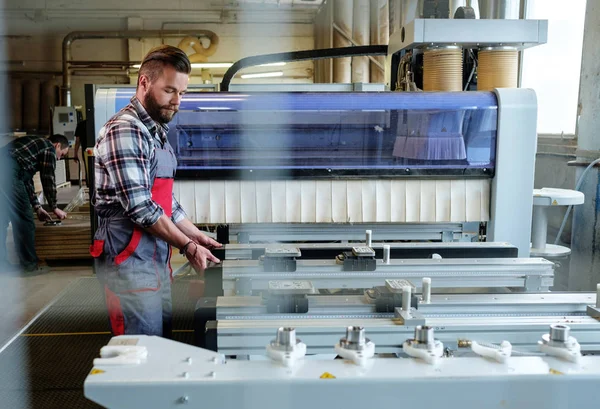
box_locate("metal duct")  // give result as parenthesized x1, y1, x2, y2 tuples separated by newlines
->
(23, 80, 41, 132)
(402, 0, 420, 26)
(352, 0, 370, 83)
(449, 0, 468, 17)
(40, 80, 58, 134)
(177, 32, 220, 63)
(9, 80, 23, 131)
(478, 0, 520, 19)
(62, 30, 221, 106)
(333, 0, 352, 83)
(370, 0, 388, 83)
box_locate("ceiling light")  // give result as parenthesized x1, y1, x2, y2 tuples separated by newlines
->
(258, 62, 287, 67)
(132, 62, 234, 69)
(240, 71, 284, 79)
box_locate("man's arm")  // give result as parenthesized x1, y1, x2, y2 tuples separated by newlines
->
(21, 173, 53, 221)
(175, 218, 222, 249)
(170, 194, 222, 249)
(24, 175, 40, 209)
(146, 215, 220, 270)
(39, 148, 67, 220)
(73, 136, 80, 163)
(39, 148, 58, 210)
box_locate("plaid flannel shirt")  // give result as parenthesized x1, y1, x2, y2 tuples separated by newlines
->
(9, 136, 58, 210)
(93, 96, 186, 227)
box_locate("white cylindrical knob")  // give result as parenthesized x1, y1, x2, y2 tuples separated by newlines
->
(422, 277, 431, 304)
(365, 230, 372, 247)
(275, 327, 296, 348)
(549, 324, 570, 343)
(383, 245, 391, 264)
(596, 283, 600, 308)
(414, 325, 435, 346)
(402, 286, 412, 311)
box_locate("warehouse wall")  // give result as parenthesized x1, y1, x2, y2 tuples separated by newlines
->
(2, 0, 316, 121)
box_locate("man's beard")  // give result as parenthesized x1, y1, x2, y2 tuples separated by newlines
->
(143, 91, 178, 125)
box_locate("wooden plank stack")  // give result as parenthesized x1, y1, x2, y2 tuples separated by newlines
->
(34, 211, 91, 260)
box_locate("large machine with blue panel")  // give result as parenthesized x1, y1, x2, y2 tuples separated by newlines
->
(93, 88, 534, 256)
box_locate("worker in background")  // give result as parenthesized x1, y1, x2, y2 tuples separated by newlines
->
(0, 134, 70, 274)
(91, 45, 222, 338)
(73, 118, 91, 185)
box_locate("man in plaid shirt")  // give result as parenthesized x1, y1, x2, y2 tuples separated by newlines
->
(0, 134, 70, 274)
(91, 45, 221, 337)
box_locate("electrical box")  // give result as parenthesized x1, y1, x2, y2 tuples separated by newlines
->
(52, 106, 78, 142)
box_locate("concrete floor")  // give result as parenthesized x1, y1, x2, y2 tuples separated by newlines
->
(0, 185, 95, 348)
(0, 183, 188, 349)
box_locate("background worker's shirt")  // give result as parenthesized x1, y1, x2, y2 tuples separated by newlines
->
(8, 136, 58, 210)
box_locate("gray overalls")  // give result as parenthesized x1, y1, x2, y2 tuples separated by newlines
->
(91, 117, 178, 337)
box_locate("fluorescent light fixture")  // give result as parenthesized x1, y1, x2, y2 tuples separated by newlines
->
(258, 62, 287, 67)
(132, 62, 285, 69)
(240, 71, 284, 79)
(132, 62, 234, 69)
(191, 62, 233, 68)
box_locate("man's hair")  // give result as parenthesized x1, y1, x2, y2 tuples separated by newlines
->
(49, 134, 69, 149)
(138, 45, 192, 85)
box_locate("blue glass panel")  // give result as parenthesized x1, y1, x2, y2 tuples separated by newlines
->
(109, 89, 497, 177)
(170, 92, 497, 177)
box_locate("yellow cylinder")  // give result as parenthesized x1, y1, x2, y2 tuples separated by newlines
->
(477, 47, 518, 91)
(423, 46, 463, 92)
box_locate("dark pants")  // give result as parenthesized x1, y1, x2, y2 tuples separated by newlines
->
(0, 163, 39, 271)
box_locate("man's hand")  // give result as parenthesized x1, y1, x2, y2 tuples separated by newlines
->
(191, 231, 223, 250)
(36, 207, 52, 222)
(53, 208, 67, 220)
(184, 242, 221, 274)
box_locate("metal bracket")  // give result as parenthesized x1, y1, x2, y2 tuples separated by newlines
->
(341, 247, 377, 271)
(265, 280, 313, 314)
(524, 275, 544, 292)
(266, 294, 309, 314)
(394, 308, 426, 326)
(262, 247, 301, 272)
(587, 305, 600, 319)
(263, 257, 297, 272)
(237, 232, 250, 244)
(234, 278, 252, 296)
(441, 230, 454, 242)
(459, 222, 481, 242)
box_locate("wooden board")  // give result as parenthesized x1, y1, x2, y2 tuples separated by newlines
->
(34, 212, 92, 261)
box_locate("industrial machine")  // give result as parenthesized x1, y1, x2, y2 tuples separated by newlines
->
(93, 88, 536, 256)
(80, 11, 600, 409)
(85, 291, 600, 409)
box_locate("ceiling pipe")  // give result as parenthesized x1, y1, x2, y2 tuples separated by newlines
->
(62, 30, 218, 106)
(220, 45, 387, 91)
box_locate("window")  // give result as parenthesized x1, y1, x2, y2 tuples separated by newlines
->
(521, 0, 586, 136)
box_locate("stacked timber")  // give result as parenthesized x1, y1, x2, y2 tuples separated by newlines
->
(34, 211, 92, 260)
